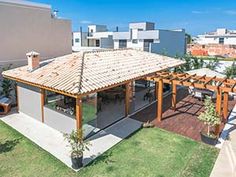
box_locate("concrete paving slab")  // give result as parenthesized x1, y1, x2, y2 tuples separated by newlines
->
(210, 104, 236, 177)
(0, 112, 142, 170)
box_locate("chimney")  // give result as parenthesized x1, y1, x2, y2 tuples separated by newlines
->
(116, 26, 119, 32)
(26, 51, 40, 72)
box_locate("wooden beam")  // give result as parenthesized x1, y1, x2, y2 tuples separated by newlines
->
(223, 92, 229, 120)
(157, 79, 163, 122)
(125, 82, 131, 117)
(40, 89, 45, 123)
(172, 81, 177, 110)
(76, 98, 82, 130)
(204, 76, 216, 87)
(231, 82, 236, 92)
(179, 74, 196, 84)
(217, 78, 227, 87)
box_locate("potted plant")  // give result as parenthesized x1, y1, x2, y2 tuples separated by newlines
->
(198, 97, 221, 145)
(64, 129, 90, 169)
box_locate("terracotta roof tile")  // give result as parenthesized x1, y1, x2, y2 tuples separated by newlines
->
(3, 49, 185, 95)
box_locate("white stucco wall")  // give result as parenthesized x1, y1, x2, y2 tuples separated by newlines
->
(196, 35, 236, 45)
(0, 0, 72, 67)
(17, 83, 42, 122)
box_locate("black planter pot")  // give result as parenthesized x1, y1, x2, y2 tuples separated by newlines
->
(200, 132, 218, 145)
(71, 156, 83, 169)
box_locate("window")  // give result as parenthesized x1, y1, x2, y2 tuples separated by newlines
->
(219, 38, 224, 44)
(45, 91, 75, 117)
(132, 39, 138, 44)
(75, 38, 80, 43)
(119, 40, 127, 48)
(96, 40, 100, 47)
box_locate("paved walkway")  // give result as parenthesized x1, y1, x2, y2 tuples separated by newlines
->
(0, 111, 142, 170)
(210, 105, 236, 177)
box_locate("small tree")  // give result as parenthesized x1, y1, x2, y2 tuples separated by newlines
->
(224, 61, 236, 79)
(64, 129, 90, 158)
(198, 97, 221, 137)
(0, 64, 14, 98)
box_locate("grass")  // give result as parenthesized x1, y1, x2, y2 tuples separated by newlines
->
(0, 120, 219, 177)
(196, 56, 236, 61)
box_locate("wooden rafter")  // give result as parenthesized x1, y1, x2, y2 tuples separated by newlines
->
(147, 71, 236, 134)
(150, 71, 236, 93)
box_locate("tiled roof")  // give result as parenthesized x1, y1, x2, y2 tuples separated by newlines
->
(3, 49, 185, 95)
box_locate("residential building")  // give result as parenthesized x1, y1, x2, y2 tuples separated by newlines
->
(72, 25, 114, 51)
(194, 28, 236, 45)
(0, 0, 72, 67)
(113, 22, 186, 57)
(189, 28, 236, 58)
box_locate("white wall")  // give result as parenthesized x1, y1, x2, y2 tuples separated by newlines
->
(127, 40, 144, 50)
(0, 1, 72, 67)
(17, 83, 42, 122)
(196, 35, 236, 45)
(150, 29, 186, 57)
(72, 32, 88, 51)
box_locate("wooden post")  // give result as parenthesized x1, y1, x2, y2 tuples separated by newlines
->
(157, 79, 163, 122)
(16, 84, 19, 112)
(215, 89, 222, 135)
(223, 92, 229, 120)
(76, 97, 82, 130)
(216, 89, 222, 116)
(172, 82, 177, 110)
(40, 89, 45, 123)
(125, 82, 131, 117)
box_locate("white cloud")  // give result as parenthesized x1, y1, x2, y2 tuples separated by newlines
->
(192, 10, 208, 14)
(225, 10, 236, 15)
(80, 20, 92, 24)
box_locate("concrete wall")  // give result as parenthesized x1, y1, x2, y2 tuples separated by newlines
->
(0, 0, 72, 67)
(44, 106, 76, 134)
(17, 83, 42, 121)
(150, 29, 186, 57)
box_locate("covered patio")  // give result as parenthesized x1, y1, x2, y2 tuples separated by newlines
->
(131, 93, 236, 141)
(142, 69, 236, 140)
(2, 49, 184, 140)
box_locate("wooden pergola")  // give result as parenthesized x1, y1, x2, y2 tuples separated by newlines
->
(146, 71, 236, 135)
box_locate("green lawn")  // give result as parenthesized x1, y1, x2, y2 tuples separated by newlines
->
(0, 120, 219, 177)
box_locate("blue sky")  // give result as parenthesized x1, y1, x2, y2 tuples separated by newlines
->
(33, 0, 236, 35)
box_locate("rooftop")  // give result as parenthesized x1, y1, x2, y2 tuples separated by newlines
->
(0, 0, 51, 9)
(3, 49, 184, 96)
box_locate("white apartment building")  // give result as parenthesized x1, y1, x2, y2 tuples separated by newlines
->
(0, 0, 72, 67)
(72, 25, 113, 51)
(113, 22, 186, 57)
(195, 28, 236, 45)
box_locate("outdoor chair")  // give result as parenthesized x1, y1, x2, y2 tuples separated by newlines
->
(0, 97, 12, 115)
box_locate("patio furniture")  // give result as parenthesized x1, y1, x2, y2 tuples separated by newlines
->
(193, 88, 214, 101)
(0, 97, 12, 115)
